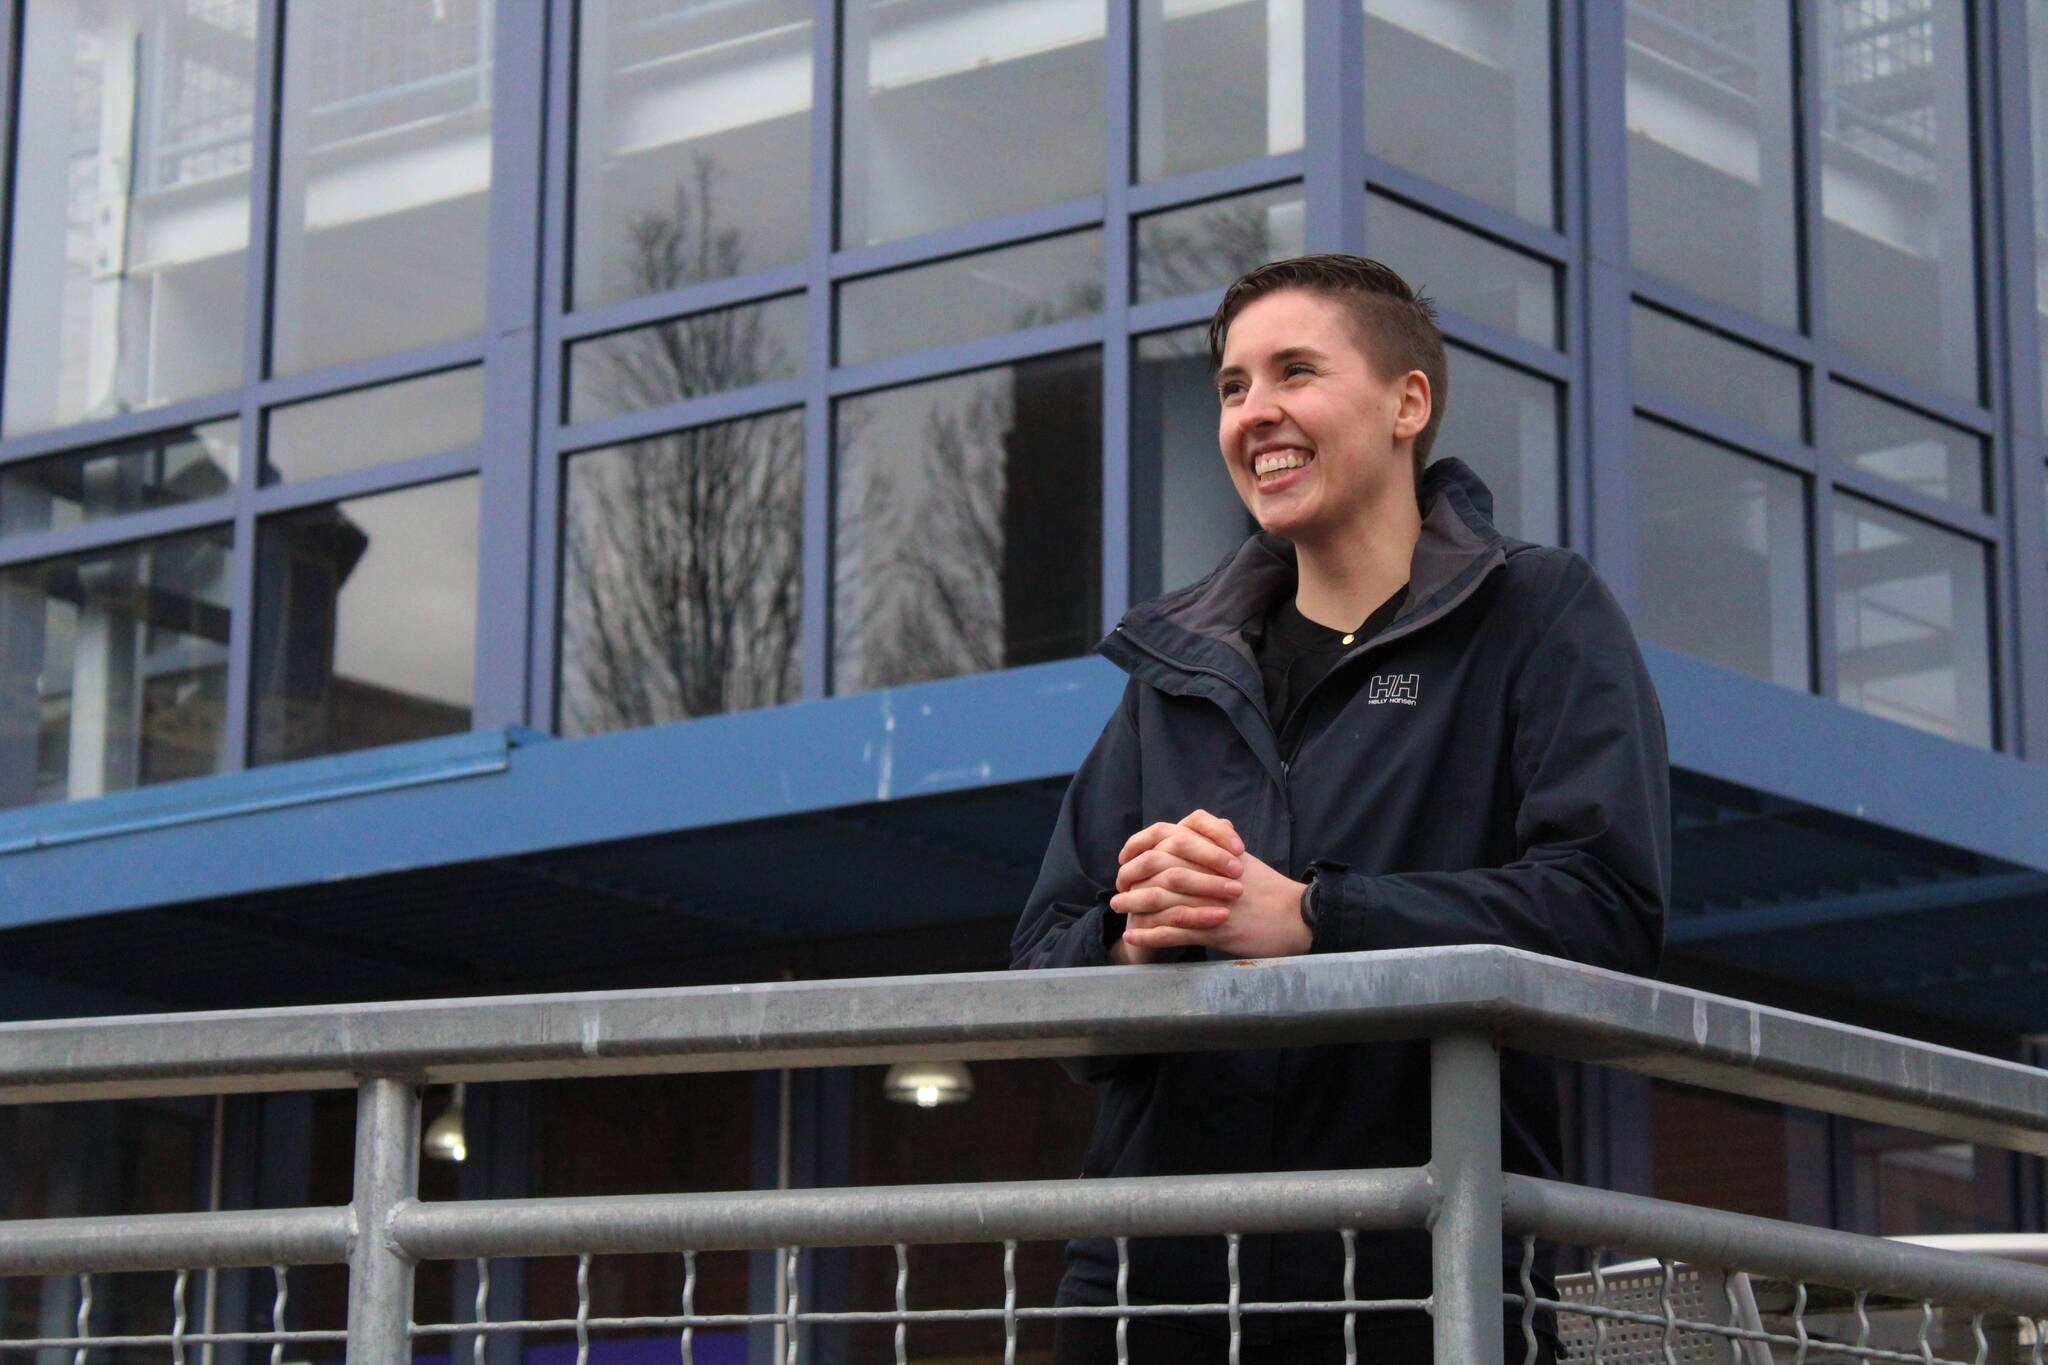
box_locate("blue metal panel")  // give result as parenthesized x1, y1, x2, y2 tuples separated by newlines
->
(2, 646, 2047, 936)
(1124, 153, 1304, 217)
(0, 394, 242, 468)
(0, 729, 517, 863)
(1647, 643, 2048, 872)
(470, 0, 548, 735)
(1100, 0, 1133, 633)
(0, 658, 1128, 926)
(1576, 0, 1636, 602)
(1302, 0, 1364, 255)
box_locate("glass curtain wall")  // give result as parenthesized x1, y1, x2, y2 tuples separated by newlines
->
(3, 0, 2045, 816)
(1625, 0, 2004, 750)
(0, 0, 497, 809)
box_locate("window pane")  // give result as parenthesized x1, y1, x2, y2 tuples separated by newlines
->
(1830, 384, 1984, 513)
(841, 0, 1105, 246)
(1631, 305, 1805, 443)
(572, 0, 812, 310)
(1820, 3, 1979, 397)
(1136, 0, 1304, 182)
(1366, 195, 1556, 347)
(839, 233, 1102, 367)
(1134, 329, 1251, 594)
(3, 2, 257, 436)
(1365, 0, 1552, 225)
(569, 297, 805, 425)
(1850, 1124, 2010, 1237)
(559, 411, 803, 736)
(1438, 346, 1559, 545)
(1134, 186, 1305, 303)
(266, 368, 484, 484)
(251, 478, 479, 764)
(833, 352, 1102, 693)
(1833, 494, 1991, 747)
(1634, 419, 1810, 689)
(270, 0, 495, 375)
(0, 528, 233, 808)
(0, 423, 237, 542)
(2031, 0, 2048, 418)
(1625, 0, 1800, 326)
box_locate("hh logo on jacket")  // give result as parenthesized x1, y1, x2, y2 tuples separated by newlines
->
(1367, 673, 1420, 705)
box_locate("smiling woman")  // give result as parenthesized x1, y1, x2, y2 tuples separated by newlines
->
(1209, 260, 1443, 548)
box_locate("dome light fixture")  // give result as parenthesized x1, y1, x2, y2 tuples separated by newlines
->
(424, 1082, 468, 1162)
(883, 1061, 974, 1108)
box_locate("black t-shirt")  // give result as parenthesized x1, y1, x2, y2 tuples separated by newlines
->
(1249, 583, 1409, 758)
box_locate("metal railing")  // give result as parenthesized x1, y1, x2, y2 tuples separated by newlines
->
(1, 944, 2046, 1362)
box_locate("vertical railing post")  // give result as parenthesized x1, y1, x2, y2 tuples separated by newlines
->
(347, 1077, 421, 1365)
(1430, 1033, 1505, 1365)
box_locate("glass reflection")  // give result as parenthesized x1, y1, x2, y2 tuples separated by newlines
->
(1625, 0, 1800, 325)
(1366, 0, 1553, 225)
(2031, 0, 2048, 418)
(842, 0, 1105, 246)
(1137, 0, 1304, 182)
(1820, 1, 1978, 396)
(1635, 419, 1810, 689)
(0, 529, 233, 809)
(1833, 495, 1990, 747)
(839, 233, 1103, 366)
(1631, 305, 1805, 443)
(1438, 346, 1559, 545)
(559, 411, 803, 736)
(1134, 187, 1305, 303)
(266, 368, 484, 484)
(833, 352, 1102, 693)
(570, 296, 806, 425)
(271, 0, 495, 375)
(573, 0, 812, 309)
(251, 478, 478, 764)
(1831, 384, 1983, 512)
(1134, 329, 1252, 596)
(1366, 195, 1557, 347)
(1850, 1124, 2005, 1236)
(3, 1, 257, 436)
(0, 423, 237, 542)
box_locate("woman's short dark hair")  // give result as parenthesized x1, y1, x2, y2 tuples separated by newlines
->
(1207, 254, 1448, 479)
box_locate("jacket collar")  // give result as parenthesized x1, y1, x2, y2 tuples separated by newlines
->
(1105, 456, 1510, 689)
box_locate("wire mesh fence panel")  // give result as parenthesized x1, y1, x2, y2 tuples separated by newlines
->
(1518, 1235, 2046, 1365)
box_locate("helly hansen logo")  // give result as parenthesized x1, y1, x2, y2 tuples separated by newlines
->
(1367, 673, 1420, 705)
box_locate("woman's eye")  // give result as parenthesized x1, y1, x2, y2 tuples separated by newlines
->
(1285, 363, 1314, 378)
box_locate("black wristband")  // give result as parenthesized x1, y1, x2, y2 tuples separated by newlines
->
(1297, 878, 1320, 936)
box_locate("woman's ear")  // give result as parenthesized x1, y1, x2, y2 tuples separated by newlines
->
(1392, 370, 1432, 443)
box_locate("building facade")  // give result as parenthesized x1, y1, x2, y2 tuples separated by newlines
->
(1, 0, 2046, 1360)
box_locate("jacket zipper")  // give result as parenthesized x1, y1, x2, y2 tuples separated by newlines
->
(1113, 542, 1504, 776)
(1276, 545, 1510, 769)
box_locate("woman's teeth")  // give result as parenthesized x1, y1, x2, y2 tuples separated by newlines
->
(1254, 451, 1311, 479)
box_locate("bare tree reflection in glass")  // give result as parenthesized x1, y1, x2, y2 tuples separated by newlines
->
(833, 352, 1101, 695)
(559, 155, 804, 736)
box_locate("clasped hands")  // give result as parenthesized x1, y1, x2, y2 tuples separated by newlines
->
(1107, 809, 1311, 964)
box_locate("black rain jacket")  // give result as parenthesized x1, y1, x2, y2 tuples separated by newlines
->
(1009, 457, 1669, 1341)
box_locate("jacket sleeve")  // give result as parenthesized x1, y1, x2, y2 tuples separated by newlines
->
(1010, 676, 1159, 1083)
(1306, 554, 1669, 978)
(1012, 676, 1144, 974)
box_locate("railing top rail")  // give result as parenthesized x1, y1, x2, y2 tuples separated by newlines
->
(1, 945, 2043, 1154)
